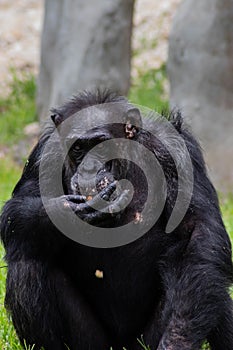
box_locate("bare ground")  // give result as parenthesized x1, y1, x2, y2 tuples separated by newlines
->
(0, 0, 182, 94)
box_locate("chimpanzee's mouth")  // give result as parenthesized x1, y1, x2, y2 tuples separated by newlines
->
(71, 166, 116, 199)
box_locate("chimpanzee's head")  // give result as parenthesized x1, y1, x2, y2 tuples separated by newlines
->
(50, 91, 142, 199)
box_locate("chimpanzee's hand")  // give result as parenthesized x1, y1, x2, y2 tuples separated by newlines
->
(45, 181, 131, 226)
(66, 181, 131, 225)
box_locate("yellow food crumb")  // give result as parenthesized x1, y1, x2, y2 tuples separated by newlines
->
(134, 212, 143, 224)
(95, 269, 104, 279)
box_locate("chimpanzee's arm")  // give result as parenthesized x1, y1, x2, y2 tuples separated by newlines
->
(0, 188, 106, 259)
(0, 181, 64, 259)
(5, 259, 109, 350)
(144, 218, 233, 350)
(1, 172, 129, 260)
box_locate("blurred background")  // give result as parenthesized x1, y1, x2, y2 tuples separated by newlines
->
(0, 1, 232, 348)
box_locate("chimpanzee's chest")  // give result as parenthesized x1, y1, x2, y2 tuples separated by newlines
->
(64, 235, 164, 336)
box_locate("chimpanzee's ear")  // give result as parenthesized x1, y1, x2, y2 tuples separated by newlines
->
(51, 113, 63, 127)
(124, 108, 142, 139)
(126, 108, 142, 128)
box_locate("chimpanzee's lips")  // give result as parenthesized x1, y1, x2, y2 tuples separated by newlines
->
(71, 176, 115, 197)
(70, 165, 117, 197)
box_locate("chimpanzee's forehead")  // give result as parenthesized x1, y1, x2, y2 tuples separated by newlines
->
(57, 102, 140, 140)
(67, 126, 124, 145)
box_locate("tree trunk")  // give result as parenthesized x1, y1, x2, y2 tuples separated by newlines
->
(37, 0, 135, 121)
(168, 0, 233, 191)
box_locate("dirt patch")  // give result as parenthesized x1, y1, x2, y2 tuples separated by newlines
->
(0, 0, 43, 93)
(0, 0, 182, 94)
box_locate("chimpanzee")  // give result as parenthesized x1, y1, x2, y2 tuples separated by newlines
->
(1, 90, 233, 350)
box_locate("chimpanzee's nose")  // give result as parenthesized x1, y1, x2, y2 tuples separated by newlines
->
(78, 158, 102, 176)
(81, 159, 95, 172)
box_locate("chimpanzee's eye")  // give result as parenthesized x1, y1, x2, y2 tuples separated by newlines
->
(73, 144, 81, 152)
(69, 143, 84, 163)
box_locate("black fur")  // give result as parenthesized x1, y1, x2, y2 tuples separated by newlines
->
(1, 90, 233, 350)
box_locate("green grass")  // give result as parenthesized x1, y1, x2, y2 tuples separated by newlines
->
(0, 158, 21, 204)
(0, 70, 37, 144)
(128, 64, 169, 112)
(0, 71, 232, 350)
(221, 194, 233, 238)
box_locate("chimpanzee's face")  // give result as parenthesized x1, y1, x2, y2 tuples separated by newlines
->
(67, 124, 135, 198)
